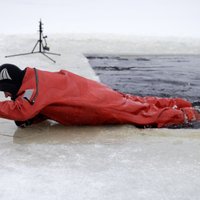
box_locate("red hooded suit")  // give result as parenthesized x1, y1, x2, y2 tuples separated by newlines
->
(0, 67, 198, 128)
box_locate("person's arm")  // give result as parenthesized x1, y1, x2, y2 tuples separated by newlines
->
(0, 94, 42, 121)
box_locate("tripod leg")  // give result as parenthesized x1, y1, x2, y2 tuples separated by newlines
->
(5, 40, 40, 58)
(5, 52, 37, 58)
(42, 53, 56, 63)
(32, 41, 39, 52)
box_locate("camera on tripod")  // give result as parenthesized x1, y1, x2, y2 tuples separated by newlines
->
(5, 19, 61, 63)
(43, 35, 50, 51)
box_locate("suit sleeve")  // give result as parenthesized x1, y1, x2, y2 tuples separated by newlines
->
(0, 95, 42, 121)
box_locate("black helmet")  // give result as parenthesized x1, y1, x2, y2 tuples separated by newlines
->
(0, 64, 26, 97)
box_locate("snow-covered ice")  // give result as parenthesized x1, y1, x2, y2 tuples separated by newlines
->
(0, 0, 200, 198)
(0, 33, 200, 200)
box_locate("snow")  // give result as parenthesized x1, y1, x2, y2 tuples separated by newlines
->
(0, 0, 200, 198)
(0, 33, 200, 200)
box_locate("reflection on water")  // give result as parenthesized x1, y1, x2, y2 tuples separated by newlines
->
(13, 122, 139, 144)
(87, 55, 200, 101)
(13, 121, 200, 144)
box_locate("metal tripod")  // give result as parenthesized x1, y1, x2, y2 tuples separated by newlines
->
(5, 20, 61, 63)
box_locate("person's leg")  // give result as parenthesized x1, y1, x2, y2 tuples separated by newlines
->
(128, 95, 192, 109)
(119, 94, 197, 127)
(156, 107, 197, 128)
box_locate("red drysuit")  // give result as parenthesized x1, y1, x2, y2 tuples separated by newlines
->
(0, 67, 198, 127)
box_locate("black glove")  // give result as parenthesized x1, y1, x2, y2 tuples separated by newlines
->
(14, 114, 47, 128)
(15, 119, 33, 128)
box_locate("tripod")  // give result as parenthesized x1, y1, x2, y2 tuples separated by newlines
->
(5, 20, 61, 63)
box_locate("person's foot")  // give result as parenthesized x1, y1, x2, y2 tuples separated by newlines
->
(166, 122, 194, 129)
(166, 121, 200, 129)
(192, 101, 200, 113)
(192, 101, 200, 107)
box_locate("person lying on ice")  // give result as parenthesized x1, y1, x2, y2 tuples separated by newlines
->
(0, 63, 199, 128)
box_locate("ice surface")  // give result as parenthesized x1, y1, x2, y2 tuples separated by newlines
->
(0, 34, 200, 200)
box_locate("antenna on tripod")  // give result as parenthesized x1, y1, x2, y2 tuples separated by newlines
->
(5, 19, 61, 63)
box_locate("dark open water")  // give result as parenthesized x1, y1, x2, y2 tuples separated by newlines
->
(87, 55, 200, 102)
